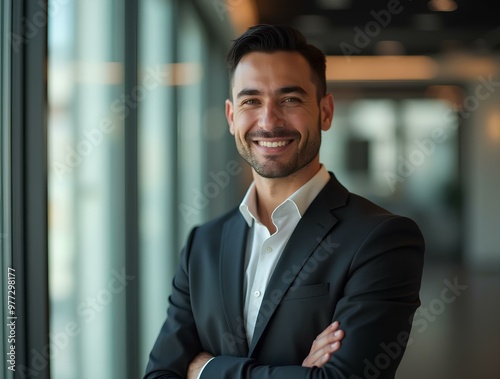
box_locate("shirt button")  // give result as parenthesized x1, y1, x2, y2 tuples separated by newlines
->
(254, 290, 261, 297)
(266, 246, 273, 253)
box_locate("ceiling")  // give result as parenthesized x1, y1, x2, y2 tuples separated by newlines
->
(253, 0, 500, 57)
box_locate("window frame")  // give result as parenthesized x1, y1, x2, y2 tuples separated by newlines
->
(10, 0, 50, 377)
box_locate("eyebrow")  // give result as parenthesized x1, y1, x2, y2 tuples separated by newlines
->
(236, 89, 261, 98)
(276, 86, 308, 96)
(236, 86, 308, 99)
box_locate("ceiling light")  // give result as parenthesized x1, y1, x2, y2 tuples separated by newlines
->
(428, 0, 458, 12)
(227, 0, 258, 35)
(326, 56, 439, 81)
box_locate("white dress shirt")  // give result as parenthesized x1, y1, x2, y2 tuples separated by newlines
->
(197, 165, 330, 378)
(239, 165, 330, 345)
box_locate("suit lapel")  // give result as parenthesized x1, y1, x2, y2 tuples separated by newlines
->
(248, 174, 348, 356)
(220, 211, 250, 356)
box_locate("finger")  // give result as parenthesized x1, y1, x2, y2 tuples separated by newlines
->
(302, 322, 344, 368)
(302, 340, 341, 367)
(310, 328, 344, 355)
(329, 328, 344, 344)
(303, 328, 344, 368)
(303, 352, 331, 368)
(315, 321, 340, 340)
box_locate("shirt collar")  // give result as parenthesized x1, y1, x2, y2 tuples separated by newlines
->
(239, 165, 330, 227)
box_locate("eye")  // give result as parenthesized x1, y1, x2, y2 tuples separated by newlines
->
(241, 98, 260, 106)
(283, 97, 302, 104)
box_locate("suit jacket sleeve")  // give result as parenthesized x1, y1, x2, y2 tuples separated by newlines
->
(144, 228, 203, 379)
(199, 216, 424, 379)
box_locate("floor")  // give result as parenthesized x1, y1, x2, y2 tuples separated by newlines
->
(396, 261, 500, 379)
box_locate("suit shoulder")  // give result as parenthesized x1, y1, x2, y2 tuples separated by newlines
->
(317, 173, 421, 232)
(346, 192, 393, 217)
(340, 192, 421, 232)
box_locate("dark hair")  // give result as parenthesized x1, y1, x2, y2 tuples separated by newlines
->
(225, 24, 327, 101)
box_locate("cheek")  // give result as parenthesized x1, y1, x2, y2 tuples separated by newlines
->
(237, 108, 257, 122)
(292, 115, 321, 143)
(286, 112, 310, 132)
(231, 120, 249, 143)
(286, 106, 316, 122)
(234, 112, 256, 132)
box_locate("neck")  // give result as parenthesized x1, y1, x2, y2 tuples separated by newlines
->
(253, 160, 321, 233)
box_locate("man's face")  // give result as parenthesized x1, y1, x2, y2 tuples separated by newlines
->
(226, 51, 333, 179)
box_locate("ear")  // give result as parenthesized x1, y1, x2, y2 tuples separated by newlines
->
(319, 93, 334, 132)
(226, 99, 235, 135)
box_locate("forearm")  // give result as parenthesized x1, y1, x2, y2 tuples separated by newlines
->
(192, 322, 344, 379)
(200, 357, 342, 379)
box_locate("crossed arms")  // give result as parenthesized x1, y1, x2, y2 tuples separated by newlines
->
(144, 215, 424, 379)
(187, 321, 345, 378)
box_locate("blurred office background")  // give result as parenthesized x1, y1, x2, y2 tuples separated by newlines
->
(1, 0, 499, 378)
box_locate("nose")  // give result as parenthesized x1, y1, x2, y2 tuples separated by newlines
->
(258, 102, 284, 130)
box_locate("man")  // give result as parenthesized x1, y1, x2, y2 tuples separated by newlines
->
(144, 24, 424, 379)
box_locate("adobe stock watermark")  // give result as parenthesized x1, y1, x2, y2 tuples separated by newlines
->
(212, 0, 245, 22)
(384, 130, 448, 192)
(340, 0, 411, 62)
(9, 0, 70, 53)
(15, 268, 135, 378)
(179, 160, 243, 225)
(52, 65, 168, 181)
(385, 73, 500, 192)
(443, 73, 500, 121)
(352, 276, 468, 379)
(281, 237, 341, 291)
(222, 236, 341, 354)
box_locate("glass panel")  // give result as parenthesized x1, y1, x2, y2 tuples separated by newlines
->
(401, 99, 460, 257)
(349, 99, 398, 195)
(47, 0, 243, 375)
(322, 95, 459, 258)
(138, 1, 240, 373)
(322, 99, 398, 196)
(177, 5, 207, 240)
(48, 1, 127, 378)
(138, 0, 176, 372)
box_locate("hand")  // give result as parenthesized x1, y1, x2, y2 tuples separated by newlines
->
(187, 352, 214, 379)
(302, 321, 344, 368)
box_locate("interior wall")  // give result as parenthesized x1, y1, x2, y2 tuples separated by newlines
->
(464, 69, 500, 271)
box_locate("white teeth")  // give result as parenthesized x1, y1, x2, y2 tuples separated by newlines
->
(258, 140, 290, 148)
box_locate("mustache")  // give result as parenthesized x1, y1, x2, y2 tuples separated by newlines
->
(246, 130, 301, 139)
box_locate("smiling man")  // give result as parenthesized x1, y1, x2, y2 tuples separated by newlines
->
(227, 49, 334, 234)
(144, 24, 424, 379)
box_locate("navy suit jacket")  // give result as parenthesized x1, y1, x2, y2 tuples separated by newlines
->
(144, 173, 425, 378)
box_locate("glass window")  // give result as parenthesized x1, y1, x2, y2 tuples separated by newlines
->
(177, 4, 208, 239)
(401, 99, 460, 257)
(137, 0, 240, 372)
(322, 93, 459, 258)
(138, 0, 176, 371)
(49, 0, 241, 376)
(48, 1, 127, 378)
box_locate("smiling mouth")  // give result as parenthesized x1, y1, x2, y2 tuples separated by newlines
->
(257, 140, 292, 148)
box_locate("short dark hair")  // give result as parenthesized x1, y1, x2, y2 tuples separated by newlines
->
(225, 24, 327, 101)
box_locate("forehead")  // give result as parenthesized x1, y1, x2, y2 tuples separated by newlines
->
(232, 51, 314, 93)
